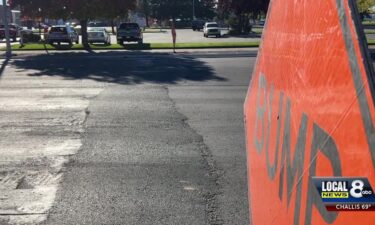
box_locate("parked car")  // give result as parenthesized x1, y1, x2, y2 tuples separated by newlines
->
(47, 25, 79, 45)
(117, 23, 143, 44)
(203, 22, 221, 38)
(20, 29, 41, 44)
(65, 22, 78, 27)
(73, 25, 82, 35)
(0, 24, 21, 42)
(88, 27, 111, 45)
(88, 21, 111, 34)
(192, 20, 205, 31)
(34, 23, 50, 33)
(88, 21, 109, 28)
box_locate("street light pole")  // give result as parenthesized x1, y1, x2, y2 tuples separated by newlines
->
(38, 8, 42, 39)
(193, 0, 195, 20)
(2, 0, 11, 58)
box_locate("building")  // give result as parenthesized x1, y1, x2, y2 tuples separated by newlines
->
(0, 4, 20, 25)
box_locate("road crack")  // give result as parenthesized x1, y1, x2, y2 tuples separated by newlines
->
(164, 85, 224, 225)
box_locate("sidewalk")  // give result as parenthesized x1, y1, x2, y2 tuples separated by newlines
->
(0, 47, 259, 59)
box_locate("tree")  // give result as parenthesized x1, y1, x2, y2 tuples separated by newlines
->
(218, 0, 269, 33)
(357, 0, 375, 19)
(12, 0, 54, 19)
(138, 0, 151, 27)
(194, 0, 216, 20)
(150, 0, 191, 21)
(149, 0, 216, 22)
(13, 0, 136, 47)
(96, 0, 135, 33)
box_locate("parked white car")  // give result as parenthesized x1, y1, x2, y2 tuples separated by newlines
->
(88, 27, 111, 45)
(203, 22, 221, 38)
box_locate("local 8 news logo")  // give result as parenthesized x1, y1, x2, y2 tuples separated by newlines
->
(312, 177, 375, 211)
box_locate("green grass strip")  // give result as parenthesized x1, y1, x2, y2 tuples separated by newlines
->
(365, 29, 375, 34)
(7, 42, 260, 51)
(7, 39, 375, 51)
(142, 29, 167, 33)
(363, 21, 375, 25)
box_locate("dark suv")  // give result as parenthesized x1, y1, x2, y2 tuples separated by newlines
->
(117, 23, 143, 44)
(192, 20, 205, 31)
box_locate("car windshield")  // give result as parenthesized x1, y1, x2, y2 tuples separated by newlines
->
(88, 22, 107, 27)
(50, 27, 67, 33)
(207, 24, 218, 28)
(119, 23, 139, 29)
(88, 28, 105, 32)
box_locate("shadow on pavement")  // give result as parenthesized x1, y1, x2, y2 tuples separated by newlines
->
(364, 24, 375, 29)
(120, 43, 152, 50)
(11, 51, 226, 84)
(221, 32, 261, 39)
(0, 57, 9, 77)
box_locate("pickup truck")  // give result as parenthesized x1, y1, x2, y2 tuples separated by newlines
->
(117, 23, 143, 45)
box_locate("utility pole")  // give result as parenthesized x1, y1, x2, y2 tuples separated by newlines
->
(2, 0, 11, 58)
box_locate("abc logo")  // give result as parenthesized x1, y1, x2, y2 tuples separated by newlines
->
(350, 180, 373, 198)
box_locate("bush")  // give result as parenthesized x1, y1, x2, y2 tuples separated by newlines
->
(227, 16, 238, 30)
(226, 14, 252, 34)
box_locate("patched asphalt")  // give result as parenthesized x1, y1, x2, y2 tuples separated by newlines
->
(2, 52, 253, 225)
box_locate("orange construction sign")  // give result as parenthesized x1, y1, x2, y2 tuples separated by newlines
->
(244, 0, 375, 225)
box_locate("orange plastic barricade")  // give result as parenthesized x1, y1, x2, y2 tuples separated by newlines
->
(244, 0, 375, 224)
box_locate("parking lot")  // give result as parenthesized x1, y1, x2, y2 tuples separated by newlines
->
(80, 28, 261, 44)
(141, 29, 261, 43)
(0, 28, 261, 48)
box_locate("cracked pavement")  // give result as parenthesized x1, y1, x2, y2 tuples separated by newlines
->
(0, 51, 253, 225)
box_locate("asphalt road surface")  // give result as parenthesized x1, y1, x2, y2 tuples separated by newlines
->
(0, 50, 255, 225)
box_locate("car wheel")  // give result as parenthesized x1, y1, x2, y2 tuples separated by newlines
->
(76, 40, 79, 44)
(216, 34, 220, 38)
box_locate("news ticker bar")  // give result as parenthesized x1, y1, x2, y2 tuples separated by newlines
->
(325, 203, 375, 211)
